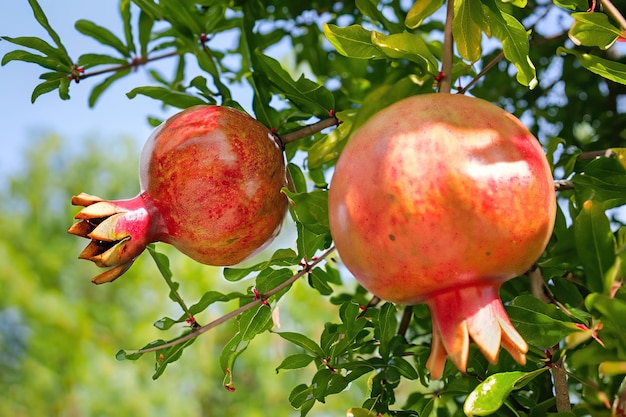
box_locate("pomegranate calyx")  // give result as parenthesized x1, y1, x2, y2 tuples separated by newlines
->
(69, 193, 152, 284)
(425, 283, 528, 379)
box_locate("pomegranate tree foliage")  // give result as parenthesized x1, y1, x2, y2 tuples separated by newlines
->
(3, 0, 626, 415)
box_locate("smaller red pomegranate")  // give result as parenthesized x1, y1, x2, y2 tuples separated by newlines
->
(328, 93, 556, 378)
(69, 105, 288, 284)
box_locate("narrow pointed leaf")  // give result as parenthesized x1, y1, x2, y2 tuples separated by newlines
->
(120, 0, 136, 54)
(558, 47, 626, 85)
(482, 1, 537, 88)
(453, 0, 483, 63)
(1, 36, 68, 63)
(254, 51, 335, 116)
(371, 31, 438, 75)
(405, 0, 445, 28)
(126, 86, 207, 108)
(277, 331, 325, 357)
(31, 79, 61, 103)
(27, 0, 72, 64)
(2, 49, 69, 72)
(569, 12, 622, 49)
(89, 68, 130, 107)
(323, 23, 386, 60)
(574, 200, 615, 294)
(75, 19, 131, 57)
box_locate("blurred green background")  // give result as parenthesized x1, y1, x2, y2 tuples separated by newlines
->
(0, 133, 368, 416)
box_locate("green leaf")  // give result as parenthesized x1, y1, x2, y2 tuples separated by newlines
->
(151, 336, 196, 379)
(131, 0, 163, 20)
(30, 79, 61, 103)
(219, 305, 274, 388)
(254, 51, 335, 117)
(371, 31, 439, 75)
(405, 0, 445, 28)
(120, 0, 136, 55)
(572, 157, 626, 209)
(355, 0, 403, 33)
(276, 353, 315, 373)
(138, 9, 155, 58)
(75, 19, 131, 57)
(126, 86, 207, 108)
(558, 47, 626, 85)
(553, 0, 588, 10)
(377, 303, 398, 359)
(222, 248, 298, 281)
(160, 0, 203, 38)
(26, 0, 72, 65)
(1, 36, 69, 64)
(276, 331, 325, 357)
(88, 68, 130, 107)
(453, 0, 484, 63)
(309, 267, 334, 296)
(296, 222, 332, 261)
(254, 268, 294, 298)
(323, 23, 386, 60)
(507, 295, 580, 347)
(586, 293, 626, 326)
(482, 1, 537, 88)
(283, 189, 329, 235)
(574, 199, 616, 294)
(390, 356, 419, 380)
(463, 368, 548, 416)
(2, 49, 69, 72)
(76, 53, 128, 68)
(289, 383, 315, 409)
(308, 110, 354, 170)
(569, 12, 623, 49)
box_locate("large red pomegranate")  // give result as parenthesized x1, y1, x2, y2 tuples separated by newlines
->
(328, 93, 556, 379)
(69, 105, 288, 284)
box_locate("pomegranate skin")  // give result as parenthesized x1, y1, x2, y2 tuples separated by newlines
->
(139, 105, 287, 265)
(69, 105, 288, 284)
(328, 93, 556, 377)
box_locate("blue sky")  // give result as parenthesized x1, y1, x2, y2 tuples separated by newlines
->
(1, 1, 179, 180)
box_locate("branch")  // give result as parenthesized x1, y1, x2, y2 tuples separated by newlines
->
(457, 52, 504, 95)
(439, 0, 455, 94)
(528, 265, 572, 411)
(600, 0, 626, 34)
(68, 51, 179, 83)
(127, 246, 336, 355)
(279, 116, 341, 145)
(551, 353, 572, 412)
(555, 179, 574, 191)
(397, 305, 413, 337)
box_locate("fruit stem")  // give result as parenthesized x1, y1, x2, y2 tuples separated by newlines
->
(439, 0, 455, 94)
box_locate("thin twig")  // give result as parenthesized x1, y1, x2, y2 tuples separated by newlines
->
(279, 116, 341, 145)
(457, 51, 504, 95)
(126, 246, 336, 355)
(530, 264, 572, 411)
(68, 51, 179, 82)
(397, 305, 413, 337)
(555, 179, 575, 191)
(599, 0, 626, 33)
(439, 0, 455, 94)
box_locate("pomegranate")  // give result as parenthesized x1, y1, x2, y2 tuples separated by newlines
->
(69, 105, 288, 284)
(328, 93, 556, 378)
